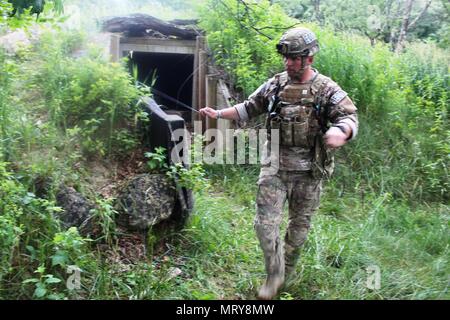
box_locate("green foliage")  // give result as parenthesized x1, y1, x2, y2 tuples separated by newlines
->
(0, 29, 149, 298)
(22, 227, 91, 299)
(274, 0, 450, 49)
(16, 30, 146, 157)
(186, 166, 448, 299)
(0, 52, 11, 161)
(0, 160, 98, 298)
(167, 162, 209, 193)
(144, 147, 168, 172)
(0, 0, 448, 301)
(0, 162, 64, 296)
(199, 0, 296, 96)
(0, 0, 65, 29)
(322, 33, 448, 202)
(8, 0, 64, 17)
(91, 197, 117, 245)
(0, 1, 13, 27)
(51, 227, 91, 268)
(0, 162, 24, 282)
(22, 265, 64, 299)
(144, 145, 210, 193)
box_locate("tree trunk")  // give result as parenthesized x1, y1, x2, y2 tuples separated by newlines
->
(407, 0, 432, 29)
(395, 0, 414, 53)
(395, 0, 432, 53)
(387, 0, 402, 49)
(312, 0, 321, 23)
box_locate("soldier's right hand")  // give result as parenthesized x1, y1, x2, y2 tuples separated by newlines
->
(199, 107, 218, 119)
(324, 126, 348, 148)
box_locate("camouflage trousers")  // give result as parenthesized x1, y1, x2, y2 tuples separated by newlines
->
(255, 170, 322, 278)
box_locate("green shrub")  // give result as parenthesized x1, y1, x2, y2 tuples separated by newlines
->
(17, 30, 147, 157)
(199, 0, 296, 97)
(0, 163, 24, 283)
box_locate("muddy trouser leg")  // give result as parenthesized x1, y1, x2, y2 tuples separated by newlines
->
(284, 172, 322, 278)
(255, 174, 287, 299)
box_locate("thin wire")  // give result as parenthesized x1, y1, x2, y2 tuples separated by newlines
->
(151, 86, 199, 113)
(176, 58, 209, 106)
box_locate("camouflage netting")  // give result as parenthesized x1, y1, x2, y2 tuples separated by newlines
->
(117, 174, 176, 230)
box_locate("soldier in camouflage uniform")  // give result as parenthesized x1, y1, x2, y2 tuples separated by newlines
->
(200, 27, 358, 299)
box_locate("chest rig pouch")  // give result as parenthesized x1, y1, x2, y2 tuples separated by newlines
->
(266, 72, 335, 179)
(267, 74, 320, 148)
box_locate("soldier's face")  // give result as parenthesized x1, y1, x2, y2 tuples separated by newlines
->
(283, 56, 312, 78)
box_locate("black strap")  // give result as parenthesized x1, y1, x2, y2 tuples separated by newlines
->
(267, 77, 282, 114)
(319, 104, 330, 134)
(315, 79, 331, 134)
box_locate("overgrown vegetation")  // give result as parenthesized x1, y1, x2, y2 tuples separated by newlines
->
(199, 0, 295, 95)
(0, 0, 448, 300)
(0, 28, 150, 298)
(7, 0, 64, 17)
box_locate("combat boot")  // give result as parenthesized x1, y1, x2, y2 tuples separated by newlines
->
(254, 215, 285, 300)
(257, 271, 285, 300)
(257, 248, 285, 300)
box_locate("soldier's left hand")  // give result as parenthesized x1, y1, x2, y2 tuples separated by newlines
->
(324, 127, 349, 148)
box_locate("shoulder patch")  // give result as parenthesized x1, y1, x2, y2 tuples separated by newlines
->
(330, 89, 347, 104)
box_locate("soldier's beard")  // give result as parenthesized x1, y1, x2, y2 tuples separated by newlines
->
(287, 65, 309, 82)
(289, 68, 306, 81)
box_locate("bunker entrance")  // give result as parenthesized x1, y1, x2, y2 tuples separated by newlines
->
(129, 51, 194, 122)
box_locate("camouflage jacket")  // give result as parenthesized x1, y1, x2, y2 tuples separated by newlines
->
(234, 70, 358, 172)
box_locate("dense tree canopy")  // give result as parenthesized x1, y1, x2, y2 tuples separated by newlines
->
(274, 0, 449, 49)
(7, 0, 63, 17)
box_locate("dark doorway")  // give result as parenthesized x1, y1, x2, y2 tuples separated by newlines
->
(129, 52, 194, 120)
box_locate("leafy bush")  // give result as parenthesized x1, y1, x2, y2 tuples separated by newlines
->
(0, 160, 101, 299)
(199, 0, 296, 97)
(0, 162, 24, 282)
(167, 162, 209, 193)
(145, 147, 168, 172)
(17, 30, 147, 157)
(0, 1, 13, 27)
(145, 146, 210, 193)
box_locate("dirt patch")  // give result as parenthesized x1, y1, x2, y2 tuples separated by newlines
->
(101, 230, 148, 272)
(85, 147, 147, 198)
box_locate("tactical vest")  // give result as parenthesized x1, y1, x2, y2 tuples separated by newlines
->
(266, 71, 335, 178)
(267, 72, 327, 148)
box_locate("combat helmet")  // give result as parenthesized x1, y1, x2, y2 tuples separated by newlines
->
(276, 27, 320, 57)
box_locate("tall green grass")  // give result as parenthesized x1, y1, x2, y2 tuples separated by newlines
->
(311, 27, 449, 203)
